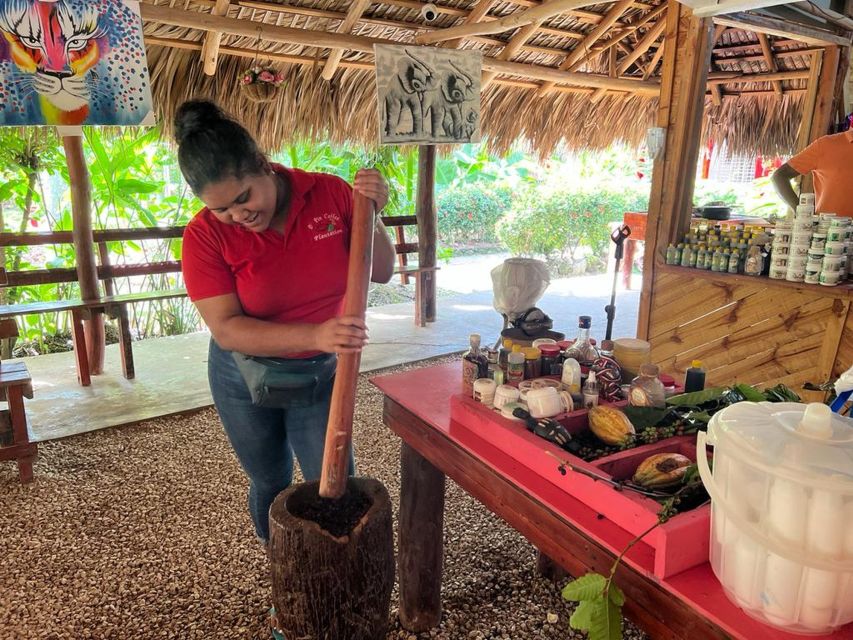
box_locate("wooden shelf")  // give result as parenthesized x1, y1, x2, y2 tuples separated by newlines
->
(656, 263, 853, 299)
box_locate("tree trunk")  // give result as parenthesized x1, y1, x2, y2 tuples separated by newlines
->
(269, 477, 395, 640)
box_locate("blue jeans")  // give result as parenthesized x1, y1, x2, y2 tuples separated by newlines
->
(207, 339, 355, 541)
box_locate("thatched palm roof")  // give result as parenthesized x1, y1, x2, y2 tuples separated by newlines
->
(140, 0, 852, 158)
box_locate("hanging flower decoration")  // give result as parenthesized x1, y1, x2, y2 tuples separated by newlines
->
(239, 66, 285, 104)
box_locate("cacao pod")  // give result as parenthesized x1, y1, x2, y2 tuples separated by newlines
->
(632, 453, 692, 488)
(587, 406, 636, 446)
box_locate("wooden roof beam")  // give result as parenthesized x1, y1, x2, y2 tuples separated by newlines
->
(757, 33, 783, 96)
(199, 0, 231, 75)
(481, 17, 547, 88)
(414, 0, 597, 45)
(140, 6, 660, 95)
(709, 24, 728, 106)
(537, 0, 635, 95)
(643, 38, 665, 81)
(713, 45, 823, 62)
(444, 0, 500, 49)
(321, 0, 372, 80)
(714, 12, 851, 46)
(707, 68, 810, 83)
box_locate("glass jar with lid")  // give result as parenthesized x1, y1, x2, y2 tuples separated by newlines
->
(628, 363, 666, 408)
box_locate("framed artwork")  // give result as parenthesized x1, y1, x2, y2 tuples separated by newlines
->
(0, 0, 154, 127)
(374, 44, 481, 145)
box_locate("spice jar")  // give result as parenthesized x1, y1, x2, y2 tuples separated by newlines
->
(507, 348, 525, 384)
(629, 363, 666, 408)
(523, 347, 541, 380)
(539, 344, 561, 376)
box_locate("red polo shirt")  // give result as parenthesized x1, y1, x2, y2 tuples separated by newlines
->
(182, 165, 353, 342)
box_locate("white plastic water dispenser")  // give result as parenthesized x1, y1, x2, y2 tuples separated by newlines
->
(697, 402, 853, 634)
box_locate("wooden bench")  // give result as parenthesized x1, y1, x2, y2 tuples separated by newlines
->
(0, 227, 187, 385)
(381, 215, 439, 327)
(0, 359, 36, 483)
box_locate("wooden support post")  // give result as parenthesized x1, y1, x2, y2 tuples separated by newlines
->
(757, 33, 783, 96)
(63, 135, 104, 376)
(637, 1, 714, 340)
(398, 441, 445, 632)
(416, 146, 437, 324)
(321, 0, 372, 79)
(319, 191, 375, 499)
(200, 0, 231, 75)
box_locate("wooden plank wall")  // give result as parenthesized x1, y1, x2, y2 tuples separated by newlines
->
(647, 269, 852, 391)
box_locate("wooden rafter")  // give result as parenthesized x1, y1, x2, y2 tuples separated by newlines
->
(147, 35, 628, 97)
(587, 17, 666, 101)
(199, 0, 231, 75)
(709, 24, 727, 106)
(714, 46, 823, 64)
(140, 6, 661, 95)
(714, 12, 851, 46)
(414, 0, 596, 45)
(321, 0, 372, 80)
(481, 18, 547, 88)
(642, 39, 665, 80)
(707, 68, 809, 84)
(444, 0, 499, 49)
(757, 33, 783, 96)
(537, 0, 634, 95)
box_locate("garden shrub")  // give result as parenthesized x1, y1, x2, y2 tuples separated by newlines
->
(497, 186, 649, 273)
(436, 184, 513, 244)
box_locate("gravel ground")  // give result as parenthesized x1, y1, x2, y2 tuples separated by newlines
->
(0, 356, 646, 640)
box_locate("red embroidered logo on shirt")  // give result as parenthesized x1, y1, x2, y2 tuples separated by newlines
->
(310, 213, 343, 241)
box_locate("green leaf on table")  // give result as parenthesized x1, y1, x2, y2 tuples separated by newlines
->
(589, 595, 623, 640)
(569, 599, 596, 631)
(623, 406, 669, 430)
(666, 387, 726, 407)
(686, 410, 712, 424)
(608, 583, 625, 607)
(561, 573, 606, 601)
(734, 383, 765, 402)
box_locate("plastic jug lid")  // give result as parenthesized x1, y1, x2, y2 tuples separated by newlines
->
(707, 402, 853, 486)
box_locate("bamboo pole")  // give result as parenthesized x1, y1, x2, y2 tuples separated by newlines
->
(62, 135, 105, 375)
(444, 0, 500, 49)
(414, 0, 596, 45)
(200, 0, 231, 75)
(319, 191, 375, 499)
(537, 0, 634, 95)
(321, 0, 372, 80)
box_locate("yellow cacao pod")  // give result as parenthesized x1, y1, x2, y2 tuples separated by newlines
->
(632, 453, 692, 488)
(587, 406, 636, 446)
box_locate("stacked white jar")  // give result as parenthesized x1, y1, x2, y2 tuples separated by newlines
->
(821, 215, 849, 286)
(770, 219, 792, 280)
(787, 201, 814, 282)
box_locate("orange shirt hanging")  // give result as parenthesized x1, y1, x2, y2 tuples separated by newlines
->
(788, 130, 853, 217)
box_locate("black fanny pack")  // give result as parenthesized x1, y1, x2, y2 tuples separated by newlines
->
(231, 351, 337, 409)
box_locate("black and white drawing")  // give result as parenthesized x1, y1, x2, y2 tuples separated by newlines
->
(374, 45, 482, 145)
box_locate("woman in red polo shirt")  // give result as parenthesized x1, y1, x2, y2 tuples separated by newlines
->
(175, 100, 396, 543)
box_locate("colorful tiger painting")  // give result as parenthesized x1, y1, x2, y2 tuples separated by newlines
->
(0, 0, 153, 127)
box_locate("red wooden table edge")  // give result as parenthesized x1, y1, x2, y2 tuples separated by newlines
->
(373, 364, 853, 640)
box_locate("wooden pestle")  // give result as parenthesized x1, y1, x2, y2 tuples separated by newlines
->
(319, 189, 375, 499)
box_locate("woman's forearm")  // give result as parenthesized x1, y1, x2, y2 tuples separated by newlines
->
(213, 315, 319, 356)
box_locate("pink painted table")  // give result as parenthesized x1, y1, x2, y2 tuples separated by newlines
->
(372, 362, 853, 640)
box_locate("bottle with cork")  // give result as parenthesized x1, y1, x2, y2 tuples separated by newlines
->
(462, 333, 488, 396)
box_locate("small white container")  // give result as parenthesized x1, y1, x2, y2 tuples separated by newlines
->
(823, 256, 846, 273)
(799, 193, 816, 206)
(472, 378, 497, 407)
(793, 221, 814, 235)
(804, 271, 821, 285)
(771, 256, 789, 269)
(808, 249, 825, 261)
(825, 242, 847, 256)
(796, 203, 816, 216)
(806, 258, 823, 271)
(773, 245, 791, 256)
(820, 271, 841, 286)
(786, 269, 805, 283)
(769, 266, 787, 279)
(791, 244, 811, 258)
